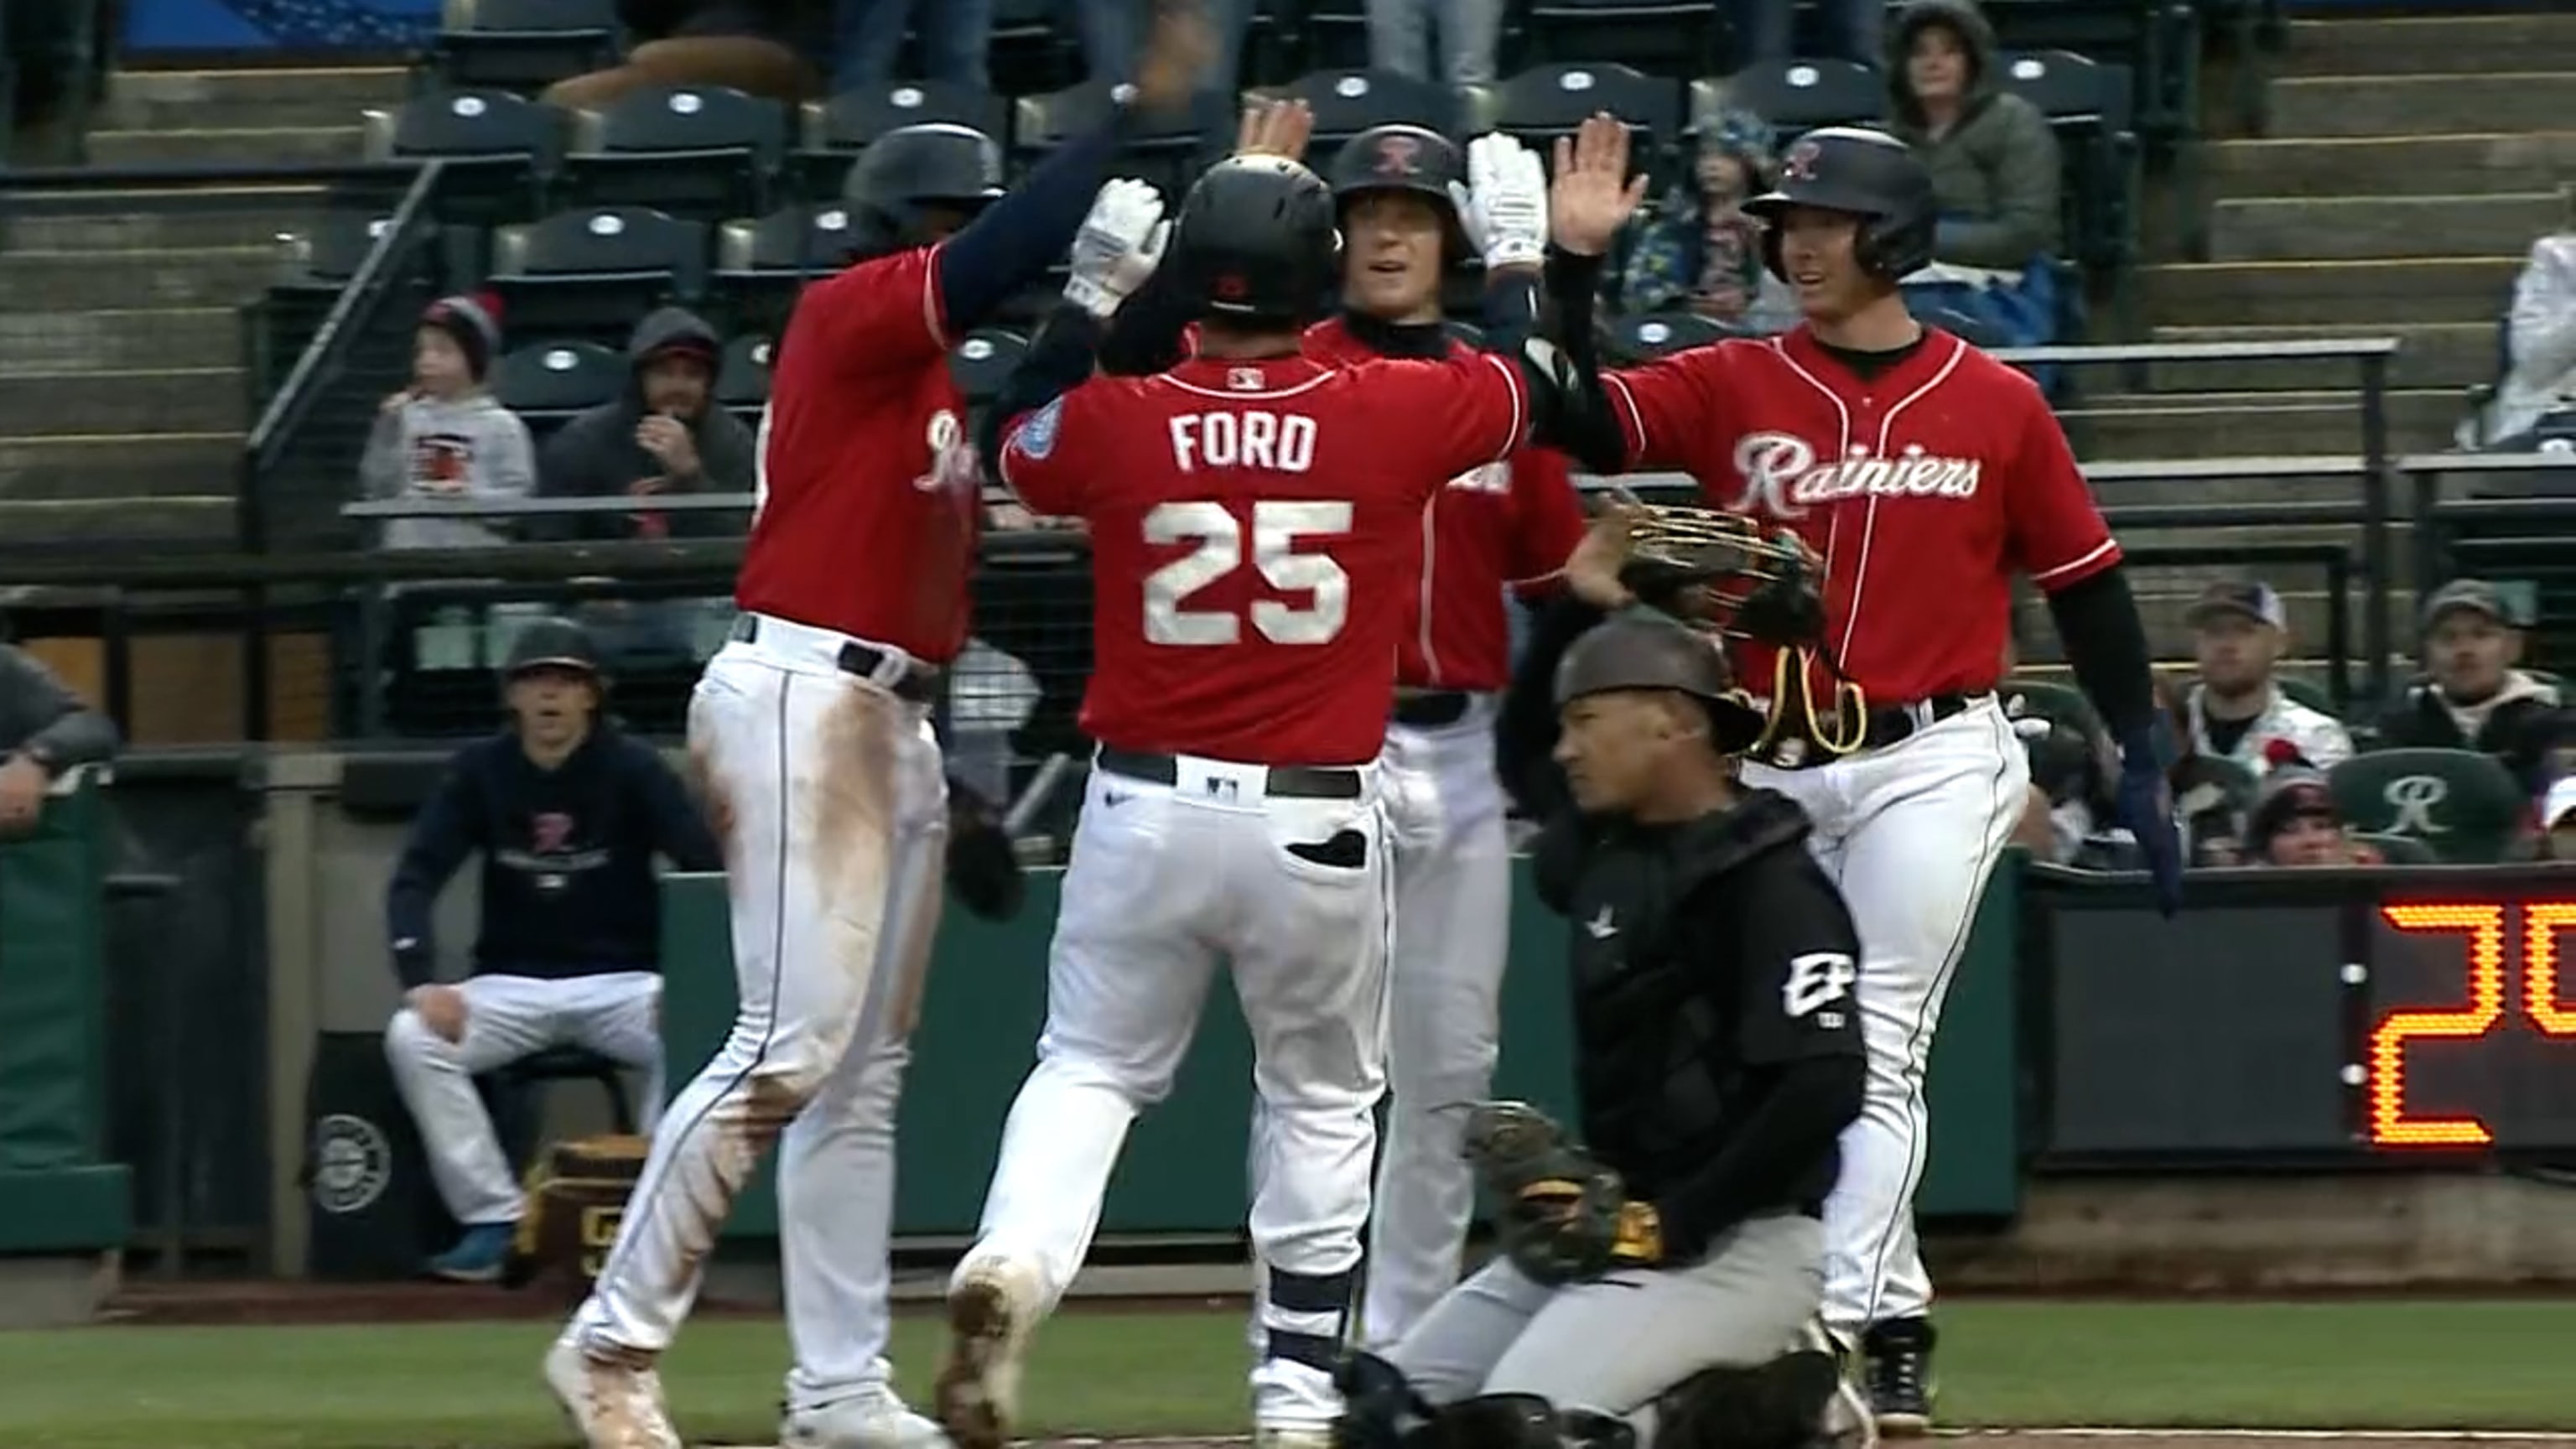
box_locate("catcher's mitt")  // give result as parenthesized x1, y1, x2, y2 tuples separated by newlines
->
(1463, 1101, 1662, 1284)
(1613, 503, 1872, 763)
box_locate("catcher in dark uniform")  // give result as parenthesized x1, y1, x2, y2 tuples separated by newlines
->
(1332, 510, 1872, 1449)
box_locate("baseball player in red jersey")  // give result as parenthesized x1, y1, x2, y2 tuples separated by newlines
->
(1540, 122, 2177, 1436)
(932, 138, 1602, 1449)
(1298, 122, 1593, 1353)
(544, 14, 1211, 1449)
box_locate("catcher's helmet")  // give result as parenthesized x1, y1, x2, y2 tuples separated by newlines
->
(1167, 154, 1342, 325)
(842, 122, 1008, 255)
(1553, 614, 1767, 750)
(1745, 126, 1937, 283)
(1327, 124, 1471, 263)
(501, 616, 601, 681)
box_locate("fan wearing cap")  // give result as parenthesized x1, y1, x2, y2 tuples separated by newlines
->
(2372, 579, 2568, 795)
(1535, 120, 2171, 1431)
(2238, 740, 2377, 868)
(381, 618, 721, 1286)
(536, 306, 756, 546)
(361, 293, 538, 553)
(1337, 609, 1865, 1443)
(2180, 580, 2351, 776)
(1608, 104, 1799, 334)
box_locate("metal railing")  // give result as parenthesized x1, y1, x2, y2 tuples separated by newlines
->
(2396, 450, 2576, 598)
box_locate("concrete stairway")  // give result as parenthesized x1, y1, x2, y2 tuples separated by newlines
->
(0, 66, 408, 545)
(2041, 11, 2576, 673)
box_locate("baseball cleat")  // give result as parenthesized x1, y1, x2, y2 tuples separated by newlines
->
(425, 1223, 515, 1283)
(543, 1332, 681, 1449)
(936, 1256, 1041, 1449)
(782, 1384, 952, 1449)
(1861, 1318, 1935, 1438)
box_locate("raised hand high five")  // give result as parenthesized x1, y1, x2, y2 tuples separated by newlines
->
(1550, 112, 1649, 257)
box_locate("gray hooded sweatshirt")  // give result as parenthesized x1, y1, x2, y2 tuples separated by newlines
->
(359, 390, 538, 550)
(1883, 0, 2063, 270)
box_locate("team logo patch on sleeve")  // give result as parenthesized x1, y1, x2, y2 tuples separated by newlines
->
(1014, 397, 1064, 460)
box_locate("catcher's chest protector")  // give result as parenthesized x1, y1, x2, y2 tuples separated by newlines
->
(1562, 835, 1738, 1179)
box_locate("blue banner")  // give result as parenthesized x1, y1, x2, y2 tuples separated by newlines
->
(122, 0, 440, 53)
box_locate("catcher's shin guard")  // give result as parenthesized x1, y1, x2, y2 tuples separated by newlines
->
(1333, 1351, 1433, 1449)
(1656, 1349, 1854, 1449)
(1423, 1395, 1635, 1449)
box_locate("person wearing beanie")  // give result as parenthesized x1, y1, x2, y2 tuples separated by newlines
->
(359, 293, 538, 553)
(1609, 104, 1798, 334)
(2241, 739, 2376, 868)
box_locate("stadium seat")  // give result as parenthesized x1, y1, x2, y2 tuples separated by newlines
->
(1609, 309, 1733, 361)
(282, 210, 399, 287)
(1523, 0, 1721, 75)
(713, 204, 859, 334)
(1015, 78, 1209, 205)
(2000, 677, 2105, 740)
(360, 88, 559, 226)
(715, 334, 776, 410)
(987, 0, 1080, 98)
(428, 0, 620, 93)
(1272, 68, 1482, 157)
(1296, 0, 1372, 72)
(1691, 60, 1883, 135)
(2352, 831, 2440, 865)
(2276, 676, 2337, 718)
(490, 205, 710, 345)
(562, 85, 790, 221)
(948, 329, 1030, 410)
(1997, 49, 2141, 325)
(1493, 63, 1682, 163)
(2324, 748, 2527, 865)
(491, 339, 627, 430)
(797, 82, 1012, 200)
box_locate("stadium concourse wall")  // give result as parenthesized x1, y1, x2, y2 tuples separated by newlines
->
(6, 750, 2575, 1324)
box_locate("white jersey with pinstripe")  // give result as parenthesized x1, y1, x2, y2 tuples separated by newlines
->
(1596, 325, 2118, 1336)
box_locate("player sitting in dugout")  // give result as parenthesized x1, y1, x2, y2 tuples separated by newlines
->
(382, 618, 720, 1283)
(1331, 600, 1871, 1449)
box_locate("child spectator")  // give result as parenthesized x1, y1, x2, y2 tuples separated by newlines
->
(361, 294, 538, 553)
(1609, 105, 1798, 334)
(2242, 741, 2381, 868)
(2373, 579, 2567, 794)
(1882, 0, 2063, 349)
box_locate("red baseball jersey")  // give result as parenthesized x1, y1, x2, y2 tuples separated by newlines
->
(1301, 318, 1590, 693)
(1601, 327, 2118, 703)
(996, 350, 1532, 766)
(734, 244, 980, 663)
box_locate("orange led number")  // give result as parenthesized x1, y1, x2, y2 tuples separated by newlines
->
(2371, 903, 2507, 1146)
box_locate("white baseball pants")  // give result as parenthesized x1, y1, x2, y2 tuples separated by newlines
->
(1742, 700, 2026, 1336)
(384, 970, 664, 1225)
(959, 753, 1394, 1431)
(1363, 697, 1512, 1352)
(570, 616, 948, 1418)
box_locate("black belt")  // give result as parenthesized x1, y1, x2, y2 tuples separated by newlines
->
(729, 615, 941, 704)
(1096, 747, 1363, 800)
(1391, 691, 1472, 729)
(1756, 692, 1981, 767)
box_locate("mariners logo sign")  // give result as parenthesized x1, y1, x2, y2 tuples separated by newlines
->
(312, 1113, 392, 1215)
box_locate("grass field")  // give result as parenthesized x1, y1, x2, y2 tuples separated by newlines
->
(4, 1299, 2574, 1449)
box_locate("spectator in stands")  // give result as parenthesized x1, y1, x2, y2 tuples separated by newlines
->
(2182, 580, 2353, 776)
(2240, 743, 2381, 868)
(2143, 670, 2252, 867)
(2372, 579, 2566, 794)
(1881, 0, 2063, 350)
(2465, 221, 2576, 449)
(0, 643, 117, 839)
(834, 0, 992, 90)
(537, 308, 755, 543)
(361, 295, 538, 553)
(1608, 105, 1798, 334)
(382, 619, 721, 1284)
(544, 0, 818, 109)
(1727, 0, 1884, 66)
(1368, 0, 1502, 86)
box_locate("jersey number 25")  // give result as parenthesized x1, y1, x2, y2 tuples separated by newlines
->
(1144, 500, 1352, 647)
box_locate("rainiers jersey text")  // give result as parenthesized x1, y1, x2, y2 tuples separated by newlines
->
(1602, 328, 2118, 703)
(1303, 318, 1590, 693)
(998, 350, 1531, 765)
(733, 245, 981, 663)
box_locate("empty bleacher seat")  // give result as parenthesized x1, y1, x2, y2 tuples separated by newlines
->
(361, 88, 559, 225)
(1523, 0, 1722, 75)
(1611, 310, 1733, 361)
(1296, 0, 1373, 73)
(1493, 63, 1682, 159)
(490, 205, 709, 345)
(716, 334, 776, 411)
(1693, 60, 1884, 135)
(428, 0, 620, 93)
(1274, 68, 1480, 155)
(1997, 49, 2137, 263)
(713, 204, 859, 334)
(282, 210, 398, 287)
(1015, 78, 1208, 199)
(563, 85, 789, 220)
(797, 81, 1014, 199)
(492, 339, 627, 429)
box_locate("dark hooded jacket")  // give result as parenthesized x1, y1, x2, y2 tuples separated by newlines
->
(1883, 0, 2062, 269)
(535, 306, 757, 542)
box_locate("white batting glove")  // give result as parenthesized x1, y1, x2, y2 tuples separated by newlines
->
(1447, 132, 1548, 273)
(1063, 178, 1171, 320)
